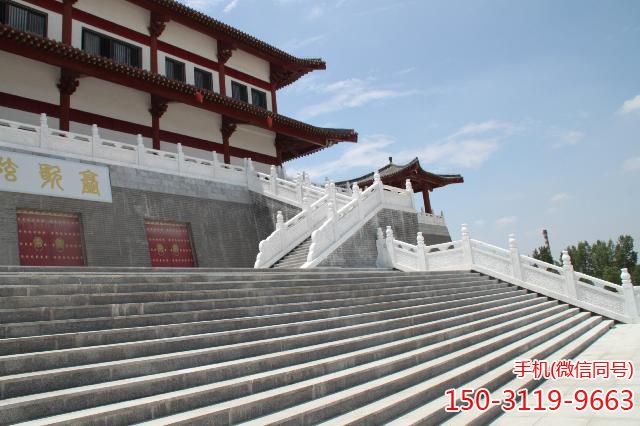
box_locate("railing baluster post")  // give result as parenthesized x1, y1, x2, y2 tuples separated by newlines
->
(416, 232, 427, 271)
(91, 124, 100, 158)
(177, 143, 184, 174)
(329, 182, 337, 213)
(406, 179, 416, 210)
(39, 113, 48, 149)
(508, 234, 523, 281)
(561, 250, 578, 299)
(276, 211, 285, 252)
(211, 151, 219, 178)
(352, 183, 363, 220)
(461, 224, 473, 269)
(374, 171, 383, 203)
(385, 226, 396, 267)
(621, 268, 639, 322)
(376, 227, 388, 268)
(136, 134, 145, 166)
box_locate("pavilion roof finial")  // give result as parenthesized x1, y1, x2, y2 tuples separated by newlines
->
(389, 156, 393, 164)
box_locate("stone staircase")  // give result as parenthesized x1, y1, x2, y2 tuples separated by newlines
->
(0, 268, 613, 425)
(272, 237, 312, 269)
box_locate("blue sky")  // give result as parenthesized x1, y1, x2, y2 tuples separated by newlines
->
(183, 0, 640, 256)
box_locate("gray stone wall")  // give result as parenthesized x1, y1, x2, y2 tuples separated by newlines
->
(318, 211, 454, 268)
(419, 223, 453, 245)
(319, 209, 419, 268)
(0, 160, 299, 267)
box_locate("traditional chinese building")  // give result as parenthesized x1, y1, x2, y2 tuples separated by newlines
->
(0, 0, 357, 171)
(336, 157, 464, 214)
(0, 0, 455, 268)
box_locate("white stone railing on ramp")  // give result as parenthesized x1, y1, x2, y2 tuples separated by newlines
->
(300, 175, 417, 268)
(376, 224, 639, 324)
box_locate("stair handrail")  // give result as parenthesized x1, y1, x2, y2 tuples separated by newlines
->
(254, 193, 330, 268)
(377, 224, 640, 324)
(0, 114, 348, 210)
(303, 174, 416, 268)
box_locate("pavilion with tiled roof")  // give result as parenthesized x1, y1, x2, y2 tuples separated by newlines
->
(336, 157, 463, 213)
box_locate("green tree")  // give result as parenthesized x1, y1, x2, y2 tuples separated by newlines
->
(532, 246, 554, 264)
(566, 241, 592, 274)
(602, 266, 622, 284)
(536, 235, 639, 284)
(613, 235, 637, 271)
(590, 239, 615, 278)
(632, 266, 640, 285)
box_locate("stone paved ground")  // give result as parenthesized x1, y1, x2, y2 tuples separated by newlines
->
(493, 324, 640, 425)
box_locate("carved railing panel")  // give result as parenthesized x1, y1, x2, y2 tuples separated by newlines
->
(377, 224, 639, 324)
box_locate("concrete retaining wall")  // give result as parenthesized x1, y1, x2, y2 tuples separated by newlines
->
(0, 158, 299, 267)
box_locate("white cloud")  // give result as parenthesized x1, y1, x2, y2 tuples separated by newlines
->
(297, 78, 418, 119)
(553, 130, 584, 148)
(550, 192, 571, 202)
(292, 118, 516, 180)
(496, 216, 518, 227)
(394, 67, 416, 76)
(223, 0, 239, 12)
(623, 156, 640, 172)
(620, 95, 640, 114)
(289, 135, 395, 179)
(282, 34, 327, 52)
(308, 5, 324, 18)
(449, 120, 514, 138)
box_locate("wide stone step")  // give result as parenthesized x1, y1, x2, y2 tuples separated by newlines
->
(0, 269, 612, 426)
(0, 275, 485, 307)
(0, 269, 456, 286)
(324, 315, 607, 426)
(421, 319, 613, 426)
(110, 306, 582, 426)
(0, 280, 504, 339)
(0, 282, 509, 354)
(1, 298, 559, 424)
(0, 272, 482, 297)
(231, 310, 590, 426)
(0, 288, 531, 377)
(0, 299, 559, 422)
(0, 278, 494, 323)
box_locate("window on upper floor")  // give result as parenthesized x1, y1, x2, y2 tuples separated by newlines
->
(251, 88, 268, 109)
(82, 28, 142, 68)
(165, 57, 186, 83)
(231, 81, 248, 103)
(194, 68, 213, 91)
(0, 1, 47, 37)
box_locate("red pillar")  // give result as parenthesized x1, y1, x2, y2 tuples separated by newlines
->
(422, 190, 433, 214)
(57, 69, 78, 132)
(59, 0, 77, 132)
(271, 85, 278, 113)
(217, 41, 234, 96)
(62, 0, 76, 45)
(221, 117, 237, 164)
(149, 96, 168, 150)
(148, 13, 168, 74)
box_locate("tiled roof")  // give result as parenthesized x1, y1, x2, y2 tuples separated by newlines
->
(336, 157, 464, 189)
(149, 0, 326, 69)
(0, 24, 357, 146)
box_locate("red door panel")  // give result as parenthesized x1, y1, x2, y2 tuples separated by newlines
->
(17, 210, 85, 266)
(145, 220, 195, 267)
